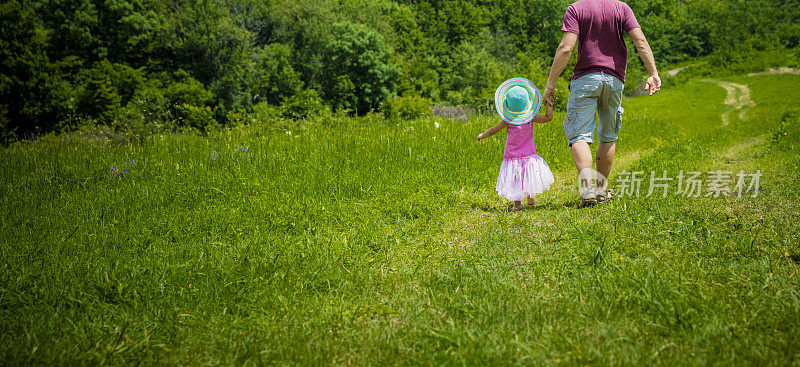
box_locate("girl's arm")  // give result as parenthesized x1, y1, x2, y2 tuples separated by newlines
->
(532, 97, 554, 124)
(477, 121, 507, 141)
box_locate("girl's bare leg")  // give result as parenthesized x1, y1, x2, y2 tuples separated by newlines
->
(513, 200, 523, 211)
(526, 196, 535, 206)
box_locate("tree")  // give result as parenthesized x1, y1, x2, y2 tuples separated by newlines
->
(0, 1, 74, 140)
(440, 42, 506, 108)
(160, 0, 253, 117)
(323, 21, 399, 113)
(77, 61, 123, 125)
(251, 43, 303, 105)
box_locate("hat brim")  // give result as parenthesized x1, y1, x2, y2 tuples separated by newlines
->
(495, 78, 542, 125)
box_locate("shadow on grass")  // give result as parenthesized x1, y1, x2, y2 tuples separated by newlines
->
(466, 198, 585, 212)
(532, 199, 617, 211)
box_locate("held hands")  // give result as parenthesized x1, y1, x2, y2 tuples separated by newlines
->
(544, 96, 554, 118)
(645, 74, 662, 96)
(543, 86, 556, 105)
(544, 95, 554, 109)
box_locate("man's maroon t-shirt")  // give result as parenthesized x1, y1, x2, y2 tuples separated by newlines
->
(562, 0, 641, 83)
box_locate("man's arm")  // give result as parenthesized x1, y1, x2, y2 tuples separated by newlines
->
(627, 28, 661, 95)
(543, 32, 578, 103)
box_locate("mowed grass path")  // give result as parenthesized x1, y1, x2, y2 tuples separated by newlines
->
(1, 74, 799, 365)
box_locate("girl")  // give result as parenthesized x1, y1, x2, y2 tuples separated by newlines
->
(477, 78, 555, 211)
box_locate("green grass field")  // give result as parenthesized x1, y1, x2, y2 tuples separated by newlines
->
(2, 74, 799, 365)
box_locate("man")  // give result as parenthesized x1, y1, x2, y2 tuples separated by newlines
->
(542, 0, 661, 208)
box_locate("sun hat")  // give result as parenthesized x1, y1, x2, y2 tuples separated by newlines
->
(494, 78, 542, 125)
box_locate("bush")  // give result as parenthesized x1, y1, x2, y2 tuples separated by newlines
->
(281, 89, 330, 120)
(109, 70, 216, 133)
(252, 43, 303, 105)
(381, 95, 431, 120)
(441, 42, 507, 109)
(163, 70, 215, 110)
(329, 75, 358, 113)
(250, 102, 283, 124)
(158, 70, 216, 130)
(116, 78, 171, 129)
(0, 106, 9, 143)
(709, 46, 798, 75)
(225, 109, 251, 128)
(178, 104, 218, 132)
(77, 66, 123, 125)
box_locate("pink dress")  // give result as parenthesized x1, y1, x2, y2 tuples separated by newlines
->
(496, 121, 554, 201)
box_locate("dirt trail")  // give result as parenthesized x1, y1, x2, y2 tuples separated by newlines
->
(724, 135, 767, 160)
(702, 80, 756, 126)
(666, 66, 800, 126)
(747, 67, 800, 76)
(666, 65, 693, 76)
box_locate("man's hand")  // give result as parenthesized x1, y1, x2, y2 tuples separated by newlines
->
(645, 74, 661, 96)
(543, 86, 555, 105)
(477, 133, 485, 142)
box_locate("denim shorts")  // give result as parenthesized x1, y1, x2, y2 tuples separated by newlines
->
(564, 72, 624, 146)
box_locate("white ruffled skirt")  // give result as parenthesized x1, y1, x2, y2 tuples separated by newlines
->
(496, 155, 554, 201)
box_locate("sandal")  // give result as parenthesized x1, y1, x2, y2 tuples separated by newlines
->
(596, 189, 614, 203)
(577, 190, 597, 209)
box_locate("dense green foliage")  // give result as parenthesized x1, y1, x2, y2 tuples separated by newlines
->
(1, 0, 799, 140)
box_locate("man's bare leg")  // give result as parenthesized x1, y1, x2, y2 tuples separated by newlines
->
(572, 142, 594, 198)
(596, 141, 616, 199)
